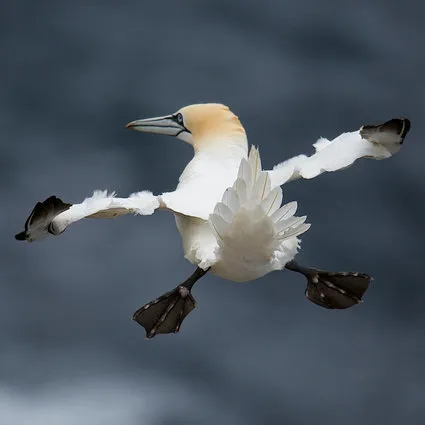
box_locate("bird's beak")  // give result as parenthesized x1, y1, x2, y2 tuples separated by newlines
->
(126, 115, 186, 137)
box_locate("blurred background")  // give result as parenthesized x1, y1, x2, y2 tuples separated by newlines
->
(1, 1, 424, 424)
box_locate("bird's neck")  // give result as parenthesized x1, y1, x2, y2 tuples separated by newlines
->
(192, 134, 248, 159)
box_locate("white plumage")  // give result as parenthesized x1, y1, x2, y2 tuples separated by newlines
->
(15, 103, 409, 337)
(19, 104, 406, 281)
(209, 146, 309, 281)
(268, 124, 403, 187)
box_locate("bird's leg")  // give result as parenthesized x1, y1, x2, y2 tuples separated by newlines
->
(285, 260, 371, 309)
(132, 267, 209, 338)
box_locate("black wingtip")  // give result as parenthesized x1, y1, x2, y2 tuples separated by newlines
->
(399, 117, 411, 140)
(379, 117, 411, 142)
(16, 195, 72, 242)
(15, 231, 26, 241)
(360, 117, 411, 146)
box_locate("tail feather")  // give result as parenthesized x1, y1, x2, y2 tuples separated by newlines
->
(248, 145, 262, 181)
(237, 158, 253, 192)
(260, 186, 283, 216)
(209, 146, 311, 253)
(222, 187, 240, 214)
(213, 202, 233, 224)
(275, 215, 307, 236)
(209, 213, 231, 241)
(270, 201, 298, 224)
(277, 222, 311, 240)
(251, 170, 271, 205)
(232, 178, 248, 205)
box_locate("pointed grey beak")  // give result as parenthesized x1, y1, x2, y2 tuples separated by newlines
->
(126, 114, 186, 137)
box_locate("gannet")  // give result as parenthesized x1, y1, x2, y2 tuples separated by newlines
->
(15, 104, 410, 338)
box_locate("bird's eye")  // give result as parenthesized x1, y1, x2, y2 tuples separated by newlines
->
(176, 113, 184, 124)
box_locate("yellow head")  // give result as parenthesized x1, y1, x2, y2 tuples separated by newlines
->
(126, 103, 247, 151)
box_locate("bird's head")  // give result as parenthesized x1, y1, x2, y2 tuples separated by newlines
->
(126, 103, 247, 152)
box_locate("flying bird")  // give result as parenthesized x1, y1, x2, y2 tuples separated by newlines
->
(15, 104, 410, 338)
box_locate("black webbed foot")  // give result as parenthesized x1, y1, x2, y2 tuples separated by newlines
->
(132, 267, 208, 338)
(15, 196, 72, 242)
(304, 270, 371, 309)
(132, 285, 196, 338)
(285, 260, 371, 309)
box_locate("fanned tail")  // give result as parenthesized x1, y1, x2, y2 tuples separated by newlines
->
(209, 147, 311, 281)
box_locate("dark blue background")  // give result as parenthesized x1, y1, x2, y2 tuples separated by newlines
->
(2, 1, 424, 424)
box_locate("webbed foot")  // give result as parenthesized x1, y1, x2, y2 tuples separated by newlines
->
(132, 285, 196, 338)
(285, 260, 371, 309)
(132, 267, 209, 338)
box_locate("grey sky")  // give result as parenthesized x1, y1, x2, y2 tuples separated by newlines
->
(1, 1, 425, 424)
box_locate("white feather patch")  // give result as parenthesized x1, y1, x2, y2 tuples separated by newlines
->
(248, 146, 261, 182)
(261, 186, 283, 216)
(232, 178, 248, 205)
(210, 213, 230, 241)
(277, 223, 311, 240)
(127, 191, 160, 215)
(251, 171, 271, 204)
(276, 215, 307, 235)
(222, 187, 240, 213)
(213, 202, 234, 224)
(237, 158, 253, 193)
(313, 137, 332, 152)
(270, 201, 298, 224)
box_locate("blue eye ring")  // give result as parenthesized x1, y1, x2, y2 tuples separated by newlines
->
(176, 113, 184, 124)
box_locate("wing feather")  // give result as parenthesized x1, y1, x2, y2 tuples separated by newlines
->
(15, 190, 160, 242)
(268, 118, 410, 188)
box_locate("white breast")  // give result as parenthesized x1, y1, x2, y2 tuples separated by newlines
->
(161, 144, 247, 220)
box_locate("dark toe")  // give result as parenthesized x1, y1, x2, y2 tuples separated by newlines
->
(133, 286, 196, 338)
(306, 271, 372, 310)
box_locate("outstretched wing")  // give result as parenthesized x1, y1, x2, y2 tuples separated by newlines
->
(15, 190, 160, 242)
(268, 118, 410, 187)
(208, 146, 311, 281)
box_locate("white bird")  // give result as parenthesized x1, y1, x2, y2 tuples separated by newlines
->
(15, 104, 410, 338)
